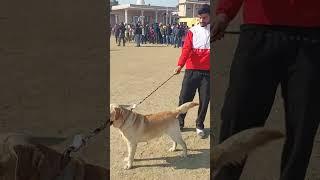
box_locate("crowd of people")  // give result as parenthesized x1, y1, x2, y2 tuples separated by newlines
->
(111, 22, 193, 48)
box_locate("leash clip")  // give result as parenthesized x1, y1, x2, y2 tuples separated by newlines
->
(70, 134, 86, 152)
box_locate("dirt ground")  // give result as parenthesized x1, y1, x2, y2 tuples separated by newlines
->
(110, 39, 210, 179)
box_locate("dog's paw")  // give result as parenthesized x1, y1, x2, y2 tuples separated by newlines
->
(168, 147, 176, 152)
(124, 163, 132, 170)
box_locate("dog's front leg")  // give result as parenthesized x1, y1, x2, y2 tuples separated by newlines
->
(124, 142, 137, 170)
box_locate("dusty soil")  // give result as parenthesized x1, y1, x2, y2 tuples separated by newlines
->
(110, 39, 210, 180)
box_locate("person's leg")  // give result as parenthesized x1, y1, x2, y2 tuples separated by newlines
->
(176, 37, 179, 47)
(135, 35, 139, 46)
(134, 35, 137, 45)
(140, 35, 143, 44)
(174, 36, 178, 48)
(123, 37, 126, 46)
(118, 36, 121, 46)
(138, 35, 141, 46)
(136, 34, 139, 45)
(214, 25, 283, 180)
(196, 72, 210, 130)
(178, 70, 200, 128)
(156, 33, 158, 43)
(279, 32, 320, 180)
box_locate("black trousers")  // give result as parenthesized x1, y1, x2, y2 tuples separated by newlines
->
(118, 36, 125, 46)
(214, 24, 320, 180)
(178, 69, 210, 130)
(115, 35, 119, 44)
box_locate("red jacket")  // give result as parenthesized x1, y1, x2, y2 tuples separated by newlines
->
(177, 25, 210, 71)
(216, 0, 320, 27)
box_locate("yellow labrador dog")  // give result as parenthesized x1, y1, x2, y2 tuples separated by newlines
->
(110, 101, 284, 171)
(0, 133, 109, 180)
(110, 102, 199, 169)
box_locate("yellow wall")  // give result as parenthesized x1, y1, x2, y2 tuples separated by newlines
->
(179, 17, 199, 27)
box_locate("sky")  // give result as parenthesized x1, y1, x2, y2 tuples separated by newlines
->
(117, 0, 178, 7)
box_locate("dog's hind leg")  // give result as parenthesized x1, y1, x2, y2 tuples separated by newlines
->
(124, 142, 137, 170)
(168, 141, 177, 152)
(167, 129, 187, 157)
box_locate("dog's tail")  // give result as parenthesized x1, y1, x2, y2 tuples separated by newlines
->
(174, 102, 199, 115)
(211, 127, 284, 170)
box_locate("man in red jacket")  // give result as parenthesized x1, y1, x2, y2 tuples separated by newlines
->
(174, 4, 210, 138)
(212, 0, 320, 179)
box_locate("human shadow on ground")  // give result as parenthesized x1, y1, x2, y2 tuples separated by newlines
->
(131, 148, 210, 170)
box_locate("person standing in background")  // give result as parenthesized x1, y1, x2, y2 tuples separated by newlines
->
(173, 4, 210, 138)
(134, 23, 142, 47)
(141, 24, 146, 44)
(114, 24, 120, 44)
(166, 24, 172, 46)
(118, 22, 126, 47)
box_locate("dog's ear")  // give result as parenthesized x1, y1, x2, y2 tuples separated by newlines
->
(110, 105, 122, 120)
(113, 107, 125, 128)
(114, 107, 122, 120)
(111, 106, 125, 128)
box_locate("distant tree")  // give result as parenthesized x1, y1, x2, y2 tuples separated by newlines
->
(110, 0, 119, 6)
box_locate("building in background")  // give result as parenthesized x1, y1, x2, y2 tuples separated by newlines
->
(177, 0, 209, 27)
(178, 0, 209, 18)
(110, 0, 119, 6)
(110, 0, 178, 26)
(110, 0, 119, 26)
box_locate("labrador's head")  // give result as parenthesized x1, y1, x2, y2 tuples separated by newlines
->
(109, 104, 126, 128)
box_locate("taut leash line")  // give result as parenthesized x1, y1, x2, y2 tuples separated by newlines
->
(131, 73, 177, 110)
